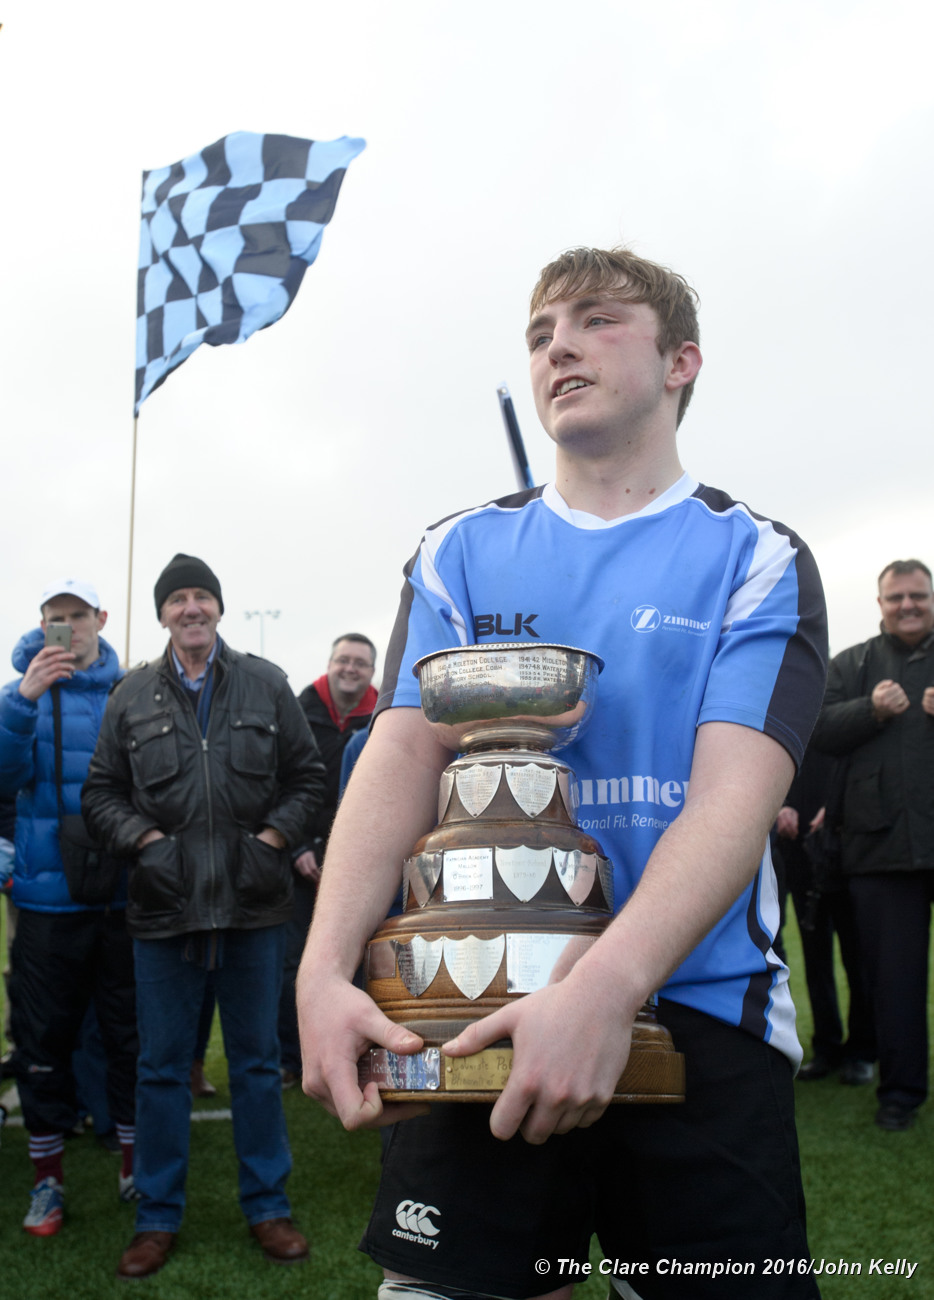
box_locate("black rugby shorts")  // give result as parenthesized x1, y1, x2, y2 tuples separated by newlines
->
(361, 1001, 819, 1299)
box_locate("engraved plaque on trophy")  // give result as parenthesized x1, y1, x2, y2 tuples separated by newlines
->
(358, 643, 685, 1103)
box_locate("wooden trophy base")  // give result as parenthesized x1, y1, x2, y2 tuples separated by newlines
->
(360, 908, 685, 1104)
(359, 1003, 685, 1104)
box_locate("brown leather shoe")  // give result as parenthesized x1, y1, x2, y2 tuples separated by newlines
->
(117, 1230, 175, 1279)
(249, 1217, 309, 1264)
(190, 1060, 217, 1098)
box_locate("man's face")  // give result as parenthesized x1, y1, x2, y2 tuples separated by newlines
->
(877, 569, 934, 646)
(327, 639, 375, 707)
(159, 588, 222, 655)
(41, 596, 107, 671)
(526, 292, 697, 454)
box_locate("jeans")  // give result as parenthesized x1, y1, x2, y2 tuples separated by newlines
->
(133, 925, 291, 1231)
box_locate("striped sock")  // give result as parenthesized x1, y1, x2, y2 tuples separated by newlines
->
(116, 1123, 135, 1179)
(29, 1132, 64, 1186)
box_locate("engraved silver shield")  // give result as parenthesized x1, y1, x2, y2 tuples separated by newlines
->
(554, 850, 598, 906)
(504, 763, 558, 818)
(443, 933, 505, 1000)
(393, 935, 444, 997)
(597, 856, 614, 910)
(442, 848, 494, 902)
(438, 769, 455, 822)
(506, 932, 582, 992)
(495, 845, 553, 902)
(455, 764, 502, 817)
(407, 851, 443, 907)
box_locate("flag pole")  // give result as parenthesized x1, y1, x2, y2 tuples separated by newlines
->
(497, 384, 534, 491)
(125, 415, 138, 667)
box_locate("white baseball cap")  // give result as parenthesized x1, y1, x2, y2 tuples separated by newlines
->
(39, 578, 101, 610)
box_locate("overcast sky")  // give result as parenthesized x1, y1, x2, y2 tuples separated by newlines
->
(1, 0, 932, 688)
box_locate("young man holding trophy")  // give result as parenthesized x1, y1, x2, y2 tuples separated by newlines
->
(298, 248, 828, 1299)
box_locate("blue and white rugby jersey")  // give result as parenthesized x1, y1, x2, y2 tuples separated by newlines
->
(376, 474, 828, 1063)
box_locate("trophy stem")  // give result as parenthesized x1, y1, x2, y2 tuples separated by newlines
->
(459, 723, 555, 752)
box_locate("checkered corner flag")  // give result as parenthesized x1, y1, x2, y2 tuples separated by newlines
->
(135, 131, 366, 413)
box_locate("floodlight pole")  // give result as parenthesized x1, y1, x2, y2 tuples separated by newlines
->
(244, 609, 281, 658)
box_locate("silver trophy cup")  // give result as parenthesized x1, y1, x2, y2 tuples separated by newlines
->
(358, 643, 684, 1102)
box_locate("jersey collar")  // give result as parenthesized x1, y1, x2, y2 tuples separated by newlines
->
(541, 473, 698, 529)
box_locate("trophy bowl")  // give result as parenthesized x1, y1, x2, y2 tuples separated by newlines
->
(415, 642, 605, 754)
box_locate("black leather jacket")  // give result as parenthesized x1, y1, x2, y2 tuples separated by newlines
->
(811, 629, 934, 874)
(82, 643, 325, 938)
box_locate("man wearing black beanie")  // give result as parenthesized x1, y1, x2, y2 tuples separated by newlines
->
(152, 554, 225, 617)
(83, 556, 324, 1279)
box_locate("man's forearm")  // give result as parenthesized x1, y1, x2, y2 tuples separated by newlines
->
(301, 707, 452, 981)
(443, 721, 798, 1145)
(577, 721, 794, 1005)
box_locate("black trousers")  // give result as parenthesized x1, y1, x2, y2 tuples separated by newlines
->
(277, 875, 316, 1074)
(848, 869, 934, 1109)
(9, 908, 138, 1135)
(785, 841, 874, 1062)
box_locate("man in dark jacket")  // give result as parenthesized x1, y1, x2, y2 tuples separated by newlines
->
(278, 635, 377, 1085)
(83, 555, 325, 1279)
(812, 558, 934, 1131)
(0, 578, 136, 1236)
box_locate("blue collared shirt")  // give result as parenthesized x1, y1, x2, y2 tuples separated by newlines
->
(171, 638, 218, 688)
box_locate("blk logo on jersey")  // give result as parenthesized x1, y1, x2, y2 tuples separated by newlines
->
(392, 1199, 441, 1249)
(474, 613, 539, 638)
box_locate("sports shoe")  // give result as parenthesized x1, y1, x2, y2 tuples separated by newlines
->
(118, 1172, 142, 1202)
(24, 1177, 64, 1236)
(840, 1059, 874, 1086)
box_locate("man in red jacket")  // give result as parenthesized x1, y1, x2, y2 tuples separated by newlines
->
(296, 634, 379, 875)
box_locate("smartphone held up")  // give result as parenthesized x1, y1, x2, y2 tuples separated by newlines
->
(44, 624, 73, 651)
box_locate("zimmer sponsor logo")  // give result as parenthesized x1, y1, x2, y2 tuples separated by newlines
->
(577, 769, 686, 832)
(631, 605, 712, 636)
(393, 1200, 441, 1249)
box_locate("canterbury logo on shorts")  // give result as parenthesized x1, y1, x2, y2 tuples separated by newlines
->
(393, 1200, 441, 1247)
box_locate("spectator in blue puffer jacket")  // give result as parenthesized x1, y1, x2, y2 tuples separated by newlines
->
(0, 578, 138, 1237)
